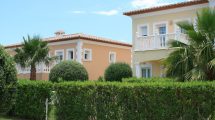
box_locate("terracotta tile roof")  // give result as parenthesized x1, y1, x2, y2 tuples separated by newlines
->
(4, 33, 132, 49)
(123, 0, 209, 16)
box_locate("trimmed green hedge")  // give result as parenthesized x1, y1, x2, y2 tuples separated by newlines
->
(11, 80, 52, 120)
(55, 81, 215, 120)
(122, 77, 175, 83)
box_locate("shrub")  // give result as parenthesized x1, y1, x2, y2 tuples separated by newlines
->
(0, 46, 17, 114)
(122, 77, 175, 83)
(97, 76, 105, 82)
(104, 62, 132, 82)
(49, 61, 88, 82)
(11, 80, 52, 120)
(55, 81, 215, 120)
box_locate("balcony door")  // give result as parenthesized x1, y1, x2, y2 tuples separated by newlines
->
(154, 23, 167, 48)
(140, 63, 152, 78)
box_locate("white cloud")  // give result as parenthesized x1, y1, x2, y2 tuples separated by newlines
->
(131, 0, 171, 9)
(93, 10, 119, 16)
(71, 11, 86, 14)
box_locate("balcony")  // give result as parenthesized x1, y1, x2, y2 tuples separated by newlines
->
(16, 63, 52, 74)
(134, 33, 188, 51)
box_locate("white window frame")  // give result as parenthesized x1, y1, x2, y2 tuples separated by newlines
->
(83, 48, 92, 61)
(140, 63, 152, 78)
(55, 49, 64, 63)
(173, 18, 191, 34)
(153, 21, 168, 35)
(66, 48, 75, 60)
(109, 52, 116, 63)
(137, 24, 149, 37)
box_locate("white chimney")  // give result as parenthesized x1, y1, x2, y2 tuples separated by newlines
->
(209, 0, 215, 8)
(54, 30, 65, 37)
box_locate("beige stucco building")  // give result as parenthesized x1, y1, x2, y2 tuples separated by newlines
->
(124, 0, 215, 78)
(5, 32, 132, 80)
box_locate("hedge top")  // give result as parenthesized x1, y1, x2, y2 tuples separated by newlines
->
(54, 81, 215, 88)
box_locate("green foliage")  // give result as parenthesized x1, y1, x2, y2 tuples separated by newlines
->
(0, 46, 17, 114)
(14, 35, 56, 80)
(165, 8, 215, 81)
(49, 61, 88, 82)
(104, 62, 132, 82)
(97, 76, 105, 82)
(122, 77, 175, 83)
(55, 81, 215, 120)
(11, 80, 52, 120)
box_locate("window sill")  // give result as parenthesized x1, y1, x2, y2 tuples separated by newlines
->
(83, 59, 92, 62)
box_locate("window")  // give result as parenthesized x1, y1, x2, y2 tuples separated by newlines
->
(175, 20, 189, 34)
(83, 49, 92, 61)
(109, 52, 116, 63)
(140, 63, 152, 78)
(66, 49, 74, 60)
(139, 26, 148, 36)
(141, 67, 151, 78)
(158, 25, 166, 35)
(55, 50, 64, 63)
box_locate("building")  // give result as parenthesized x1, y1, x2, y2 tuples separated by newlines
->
(124, 0, 215, 78)
(5, 32, 132, 80)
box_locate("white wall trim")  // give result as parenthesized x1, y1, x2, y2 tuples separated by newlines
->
(173, 18, 192, 33)
(131, 3, 208, 19)
(137, 24, 149, 37)
(109, 51, 116, 63)
(83, 48, 92, 61)
(48, 40, 78, 46)
(55, 49, 64, 59)
(82, 40, 131, 50)
(140, 63, 152, 78)
(153, 21, 169, 35)
(55, 49, 64, 64)
(66, 48, 75, 60)
(76, 40, 83, 63)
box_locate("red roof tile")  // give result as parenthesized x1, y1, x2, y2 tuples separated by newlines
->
(123, 0, 208, 16)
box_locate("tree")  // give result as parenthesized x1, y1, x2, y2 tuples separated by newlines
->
(164, 8, 215, 81)
(0, 46, 17, 114)
(14, 35, 56, 80)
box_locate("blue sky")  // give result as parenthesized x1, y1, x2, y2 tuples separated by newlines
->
(0, 0, 186, 45)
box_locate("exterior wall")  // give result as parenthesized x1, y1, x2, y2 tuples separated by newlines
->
(82, 41, 131, 80)
(18, 73, 49, 80)
(48, 42, 77, 61)
(133, 49, 174, 76)
(6, 39, 131, 81)
(131, 6, 207, 77)
(147, 61, 162, 77)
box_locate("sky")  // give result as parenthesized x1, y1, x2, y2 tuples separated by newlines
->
(0, 0, 187, 46)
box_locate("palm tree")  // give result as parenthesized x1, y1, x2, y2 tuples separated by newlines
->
(164, 8, 215, 81)
(14, 35, 56, 80)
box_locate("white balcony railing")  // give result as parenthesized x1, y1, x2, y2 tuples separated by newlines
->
(16, 63, 53, 74)
(135, 33, 188, 51)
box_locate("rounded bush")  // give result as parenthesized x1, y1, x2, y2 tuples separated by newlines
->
(0, 46, 17, 114)
(104, 62, 132, 82)
(49, 61, 88, 82)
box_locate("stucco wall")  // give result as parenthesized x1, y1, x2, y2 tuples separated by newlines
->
(131, 6, 206, 77)
(6, 40, 131, 81)
(82, 41, 131, 80)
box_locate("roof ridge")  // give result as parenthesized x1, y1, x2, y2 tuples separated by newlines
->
(124, 0, 209, 16)
(5, 33, 132, 49)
